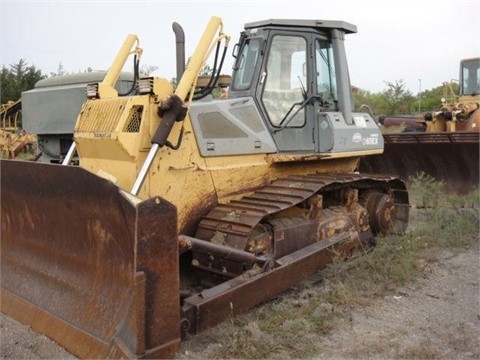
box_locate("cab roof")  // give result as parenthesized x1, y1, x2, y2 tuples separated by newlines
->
(244, 19, 357, 34)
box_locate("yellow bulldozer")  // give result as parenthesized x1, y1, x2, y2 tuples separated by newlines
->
(0, 17, 410, 359)
(360, 57, 480, 194)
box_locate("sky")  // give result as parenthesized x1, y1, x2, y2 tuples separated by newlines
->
(1, 0, 479, 94)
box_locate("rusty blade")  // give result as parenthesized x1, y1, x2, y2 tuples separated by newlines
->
(360, 133, 480, 194)
(0, 159, 180, 359)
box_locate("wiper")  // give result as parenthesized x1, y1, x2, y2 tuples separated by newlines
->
(273, 94, 329, 133)
(297, 75, 307, 100)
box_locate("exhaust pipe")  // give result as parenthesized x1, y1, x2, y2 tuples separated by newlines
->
(172, 22, 185, 81)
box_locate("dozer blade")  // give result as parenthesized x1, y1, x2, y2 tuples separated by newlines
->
(0, 160, 180, 359)
(359, 132, 480, 194)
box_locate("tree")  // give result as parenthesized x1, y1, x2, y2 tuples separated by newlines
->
(169, 61, 222, 98)
(381, 80, 415, 116)
(353, 87, 385, 116)
(1, 59, 45, 103)
(140, 64, 158, 76)
(49, 62, 67, 77)
(411, 82, 460, 114)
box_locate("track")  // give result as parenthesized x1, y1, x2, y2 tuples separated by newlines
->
(195, 172, 410, 248)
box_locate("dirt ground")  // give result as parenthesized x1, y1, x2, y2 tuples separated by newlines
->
(313, 246, 480, 360)
(1, 244, 478, 359)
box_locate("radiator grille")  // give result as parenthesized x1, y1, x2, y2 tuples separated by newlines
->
(76, 98, 129, 133)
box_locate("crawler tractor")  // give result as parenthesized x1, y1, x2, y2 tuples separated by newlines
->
(1, 17, 409, 359)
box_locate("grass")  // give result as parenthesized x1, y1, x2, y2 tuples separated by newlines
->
(176, 175, 479, 359)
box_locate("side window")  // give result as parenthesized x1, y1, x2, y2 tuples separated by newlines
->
(232, 38, 261, 91)
(262, 35, 306, 127)
(315, 39, 337, 104)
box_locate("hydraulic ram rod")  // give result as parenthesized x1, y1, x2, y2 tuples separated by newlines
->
(130, 16, 224, 196)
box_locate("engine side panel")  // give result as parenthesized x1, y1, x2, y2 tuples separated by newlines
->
(189, 97, 277, 156)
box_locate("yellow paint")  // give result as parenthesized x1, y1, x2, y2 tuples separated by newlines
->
(76, 93, 364, 234)
(73, 17, 378, 235)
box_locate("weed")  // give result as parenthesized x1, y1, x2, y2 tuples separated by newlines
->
(408, 171, 446, 209)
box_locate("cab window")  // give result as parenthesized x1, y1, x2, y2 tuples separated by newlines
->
(315, 39, 337, 105)
(461, 59, 480, 95)
(262, 35, 306, 127)
(231, 38, 261, 91)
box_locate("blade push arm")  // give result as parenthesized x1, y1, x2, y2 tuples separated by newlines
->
(131, 16, 229, 195)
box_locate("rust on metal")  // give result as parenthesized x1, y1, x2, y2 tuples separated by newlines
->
(360, 132, 480, 194)
(179, 235, 266, 266)
(0, 159, 181, 359)
(178, 172, 410, 337)
(382, 131, 480, 144)
(181, 231, 359, 335)
(1, 160, 411, 358)
(362, 191, 395, 235)
(378, 116, 425, 129)
(193, 173, 409, 269)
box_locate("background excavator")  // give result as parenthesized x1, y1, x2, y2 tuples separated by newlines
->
(1, 17, 410, 359)
(360, 57, 480, 194)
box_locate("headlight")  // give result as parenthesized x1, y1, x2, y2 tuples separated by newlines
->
(137, 78, 153, 94)
(86, 83, 99, 98)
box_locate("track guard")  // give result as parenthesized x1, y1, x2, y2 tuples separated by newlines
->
(0, 160, 180, 359)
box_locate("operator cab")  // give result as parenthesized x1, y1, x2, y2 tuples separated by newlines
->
(189, 19, 382, 156)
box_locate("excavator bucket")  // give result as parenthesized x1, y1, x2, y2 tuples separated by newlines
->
(0, 160, 181, 359)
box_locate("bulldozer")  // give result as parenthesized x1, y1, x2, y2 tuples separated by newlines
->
(360, 57, 480, 194)
(1, 17, 410, 359)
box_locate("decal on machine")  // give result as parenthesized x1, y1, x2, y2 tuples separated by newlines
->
(352, 132, 362, 143)
(354, 116, 367, 127)
(352, 133, 379, 145)
(362, 133, 379, 145)
(94, 133, 112, 138)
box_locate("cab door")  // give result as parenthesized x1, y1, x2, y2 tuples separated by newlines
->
(257, 32, 315, 152)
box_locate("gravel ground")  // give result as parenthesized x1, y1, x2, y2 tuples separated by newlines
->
(314, 246, 480, 359)
(1, 246, 479, 359)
